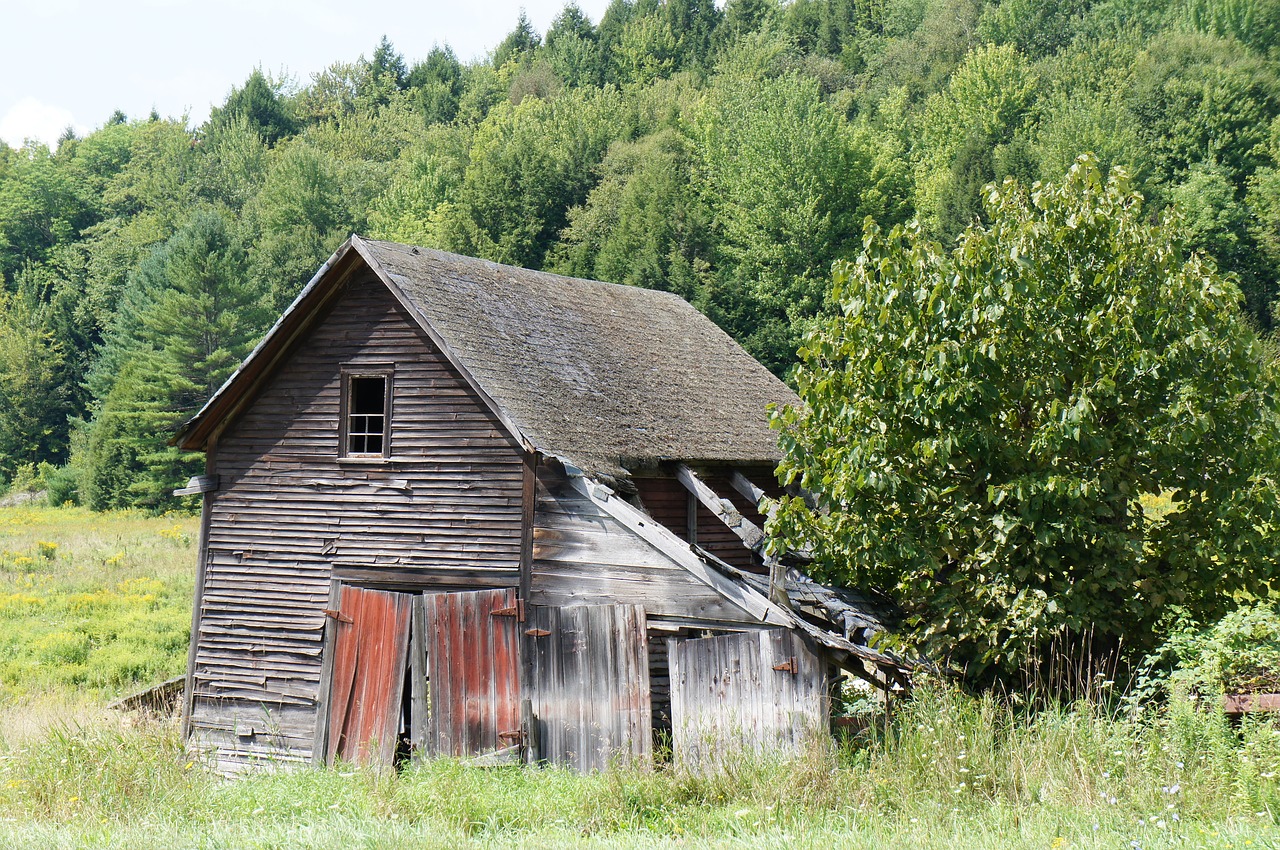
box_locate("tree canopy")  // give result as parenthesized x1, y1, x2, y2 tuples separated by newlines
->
(2, 2, 1280, 519)
(768, 156, 1280, 682)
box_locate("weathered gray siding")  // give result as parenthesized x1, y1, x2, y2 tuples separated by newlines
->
(529, 467, 751, 624)
(187, 271, 524, 769)
(670, 629, 829, 771)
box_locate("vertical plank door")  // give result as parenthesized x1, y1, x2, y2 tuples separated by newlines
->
(669, 629, 828, 772)
(526, 603, 651, 772)
(414, 588, 523, 760)
(325, 585, 414, 768)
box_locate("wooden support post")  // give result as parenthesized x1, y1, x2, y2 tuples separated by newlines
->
(521, 697, 540, 764)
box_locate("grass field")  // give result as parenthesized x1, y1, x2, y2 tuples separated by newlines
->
(0, 504, 1278, 849)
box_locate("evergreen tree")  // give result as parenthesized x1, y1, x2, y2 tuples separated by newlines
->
(0, 287, 68, 479)
(207, 69, 297, 146)
(408, 46, 465, 124)
(494, 11, 542, 67)
(370, 35, 408, 90)
(82, 211, 267, 510)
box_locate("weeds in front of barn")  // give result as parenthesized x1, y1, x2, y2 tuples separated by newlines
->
(0, 683, 1277, 848)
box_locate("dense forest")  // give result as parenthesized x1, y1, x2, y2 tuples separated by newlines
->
(1, 0, 1279, 511)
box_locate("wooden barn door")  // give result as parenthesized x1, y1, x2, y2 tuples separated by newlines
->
(412, 588, 523, 761)
(526, 603, 651, 772)
(670, 629, 828, 771)
(324, 586, 414, 768)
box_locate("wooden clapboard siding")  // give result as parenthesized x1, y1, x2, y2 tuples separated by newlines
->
(187, 701, 317, 773)
(648, 631, 674, 747)
(530, 467, 751, 623)
(188, 270, 525, 766)
(633, 477, 691, 541)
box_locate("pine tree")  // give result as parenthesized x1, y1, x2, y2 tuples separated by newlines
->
(82, 210, 267, 510)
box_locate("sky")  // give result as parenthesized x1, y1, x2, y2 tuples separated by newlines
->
(1, 0, 615, 149)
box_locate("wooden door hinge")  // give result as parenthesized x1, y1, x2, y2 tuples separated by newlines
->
(322, 608, 353, 624)
(524, 628, 551, 637)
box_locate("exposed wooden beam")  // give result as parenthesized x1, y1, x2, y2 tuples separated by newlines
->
(562, 470, 791, 627)
(676, 464, 792, 610)
(675, 465, 765, 553)
(728, 470, 771, 518)
(729, 468, 815, 562)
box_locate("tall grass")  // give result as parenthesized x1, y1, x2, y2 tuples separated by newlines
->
(1, 684, 1278, 848)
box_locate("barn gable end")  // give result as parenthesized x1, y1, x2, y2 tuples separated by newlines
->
(186, 265, 525, 770)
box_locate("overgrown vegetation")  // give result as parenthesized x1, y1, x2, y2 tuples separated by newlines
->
(1, 682, 1279, 848)
(769, 157, 1280, 683)
(0, 505, 195, 703)
(1159, 604, 1280, 698)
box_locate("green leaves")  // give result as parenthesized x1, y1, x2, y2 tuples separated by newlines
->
(770, 155, 1280, 685)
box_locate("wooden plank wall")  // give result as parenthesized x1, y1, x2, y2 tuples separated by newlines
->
(188, 270, 525, 769)
(530, 468, 751, 622)
(526, 603, 652, 772)
(669, 629, 829, 772)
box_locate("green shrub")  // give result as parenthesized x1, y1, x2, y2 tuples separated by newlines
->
(43, 465, 80, 507)
(1162, 604, 1280, 696)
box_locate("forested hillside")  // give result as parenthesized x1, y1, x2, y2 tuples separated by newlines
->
(2, 0, 1278, 511)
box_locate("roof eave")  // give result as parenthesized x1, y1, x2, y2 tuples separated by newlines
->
(171, 237, 360, 451)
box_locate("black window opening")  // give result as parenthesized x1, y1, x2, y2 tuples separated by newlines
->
(347, 375, 388, 456)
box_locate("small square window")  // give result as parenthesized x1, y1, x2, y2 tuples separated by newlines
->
(342, 371, 391, 457)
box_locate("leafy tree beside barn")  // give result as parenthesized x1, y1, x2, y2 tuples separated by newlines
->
(768, 156, 1280, 684)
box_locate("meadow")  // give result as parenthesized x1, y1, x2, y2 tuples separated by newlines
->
(0, 504, 1278, 849)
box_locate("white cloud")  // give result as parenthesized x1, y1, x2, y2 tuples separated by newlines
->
(0, 97, 87, 149)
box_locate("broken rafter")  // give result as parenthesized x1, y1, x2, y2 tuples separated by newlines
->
(675, 464, 791, 609)
(689, 543, 911, 688)
(562, 467, 792, 628)
(728, 470, 770, 518)
(728, 469, 815, 562)
(675, 465, 765, 553)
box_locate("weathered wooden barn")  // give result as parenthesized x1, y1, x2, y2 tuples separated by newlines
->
(173, 236, 905, 773)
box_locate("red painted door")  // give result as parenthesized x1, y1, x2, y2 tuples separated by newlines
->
(325, 586, 414, 768)
(416, 588, 522, 759)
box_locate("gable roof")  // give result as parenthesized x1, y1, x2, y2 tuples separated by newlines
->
(176, 236, 798, 477)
